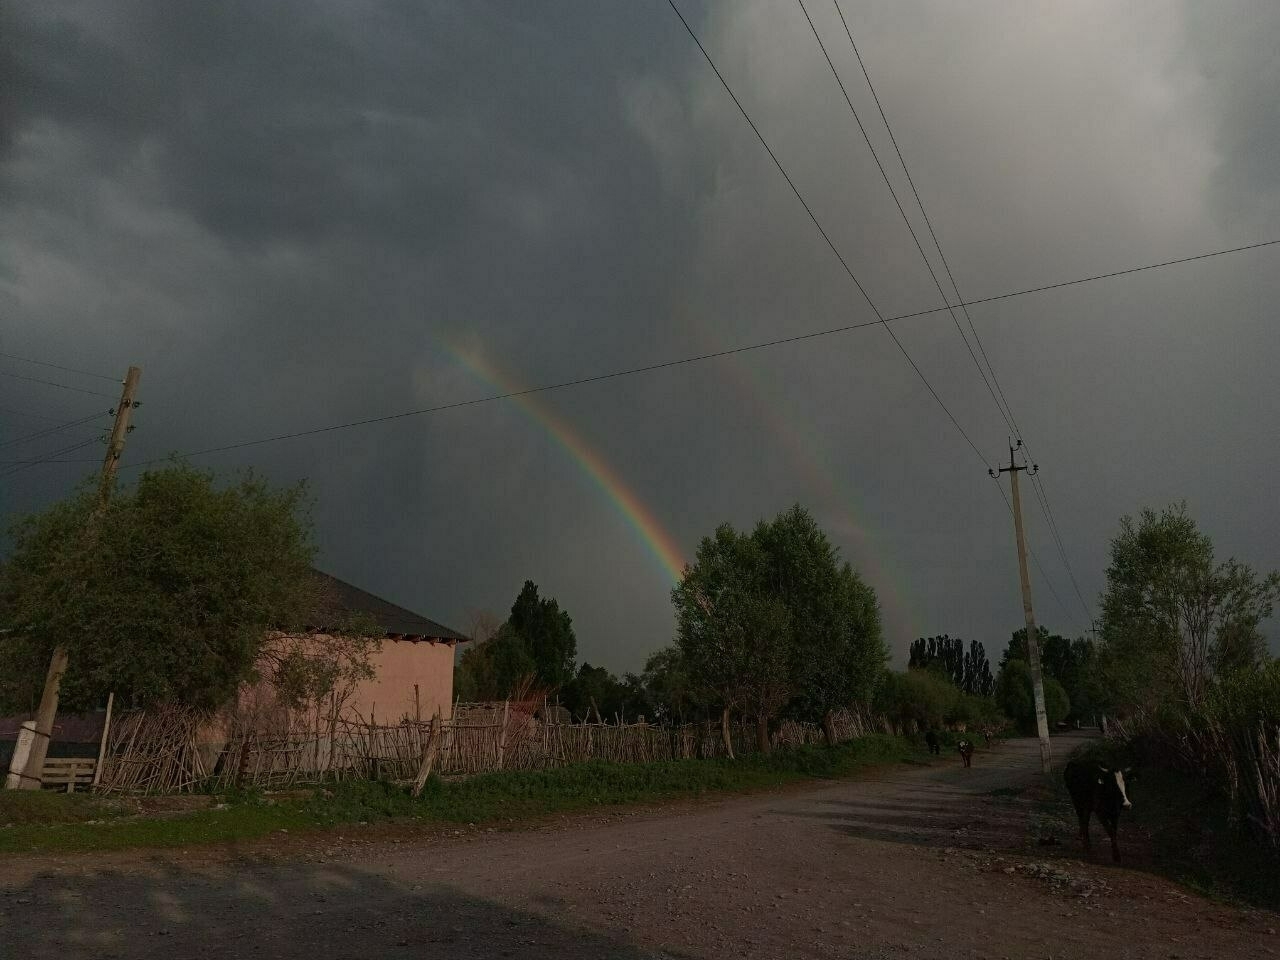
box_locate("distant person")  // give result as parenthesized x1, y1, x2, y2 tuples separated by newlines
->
(957, 739, 974, 768)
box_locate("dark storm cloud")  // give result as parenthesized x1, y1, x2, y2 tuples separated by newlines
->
(3, 0, 1279, 666)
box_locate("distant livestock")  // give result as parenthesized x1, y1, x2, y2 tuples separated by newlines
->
(1064, 758, 1133, 862)
(957, 739, 974, 768)
(925, 731, 941, 755)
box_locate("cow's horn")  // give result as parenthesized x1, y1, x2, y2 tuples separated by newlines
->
(1097, 765, 1109, 773)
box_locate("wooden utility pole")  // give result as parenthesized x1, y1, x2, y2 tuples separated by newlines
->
(991, 440, 1051, 774)
(6, 367, 140, 791)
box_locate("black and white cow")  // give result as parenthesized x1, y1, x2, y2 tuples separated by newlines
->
(1063, 758, 1133, 862)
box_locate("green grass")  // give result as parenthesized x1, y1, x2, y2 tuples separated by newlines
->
(0, 790, 127, 827)
(0, 733, 925, 856)
(1052, 740, 1280, 910)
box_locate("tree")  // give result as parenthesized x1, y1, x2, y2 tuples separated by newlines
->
(453, 583, 579, 701)
(910, 635, 993, 696)
(1097, 502, 1279, 711)
(672, 523, 791, 756)
(561, 662, 651, 722)
(996, 659, 1069, 731)
(0, 465, 327, 712)
(640, 645, 698, 724)
(507, 581, 577, 690)
(453, 624, 536, 701)
(1003, 627, 1095, 721)
(754, 505, 886, 744)
(673, 506, 885, 754)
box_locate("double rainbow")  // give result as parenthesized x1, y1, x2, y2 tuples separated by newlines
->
(444, 343, 687, 582)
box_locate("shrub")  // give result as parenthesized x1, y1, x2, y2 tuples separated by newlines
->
(873, 668, 1003, 732)
(995, 659, 1069, 731)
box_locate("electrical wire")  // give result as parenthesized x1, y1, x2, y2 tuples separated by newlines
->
(831, 2, 1102, 622)
(0, 351, 120, 383)
(994, 479, 1079, 633)
(0, 403, 75, 424)
(1029, 471, 1092, 619)
(667, 0, 991, 466)
(890, 237, 1280, 325)
(0, 369, 116, 398)
(832, 0, 1021, 437)
(0, 411, 107, 450)
(113, 230, 1280, 473)
(796, 0, 1015, 438)
(0, 435, 102, 480)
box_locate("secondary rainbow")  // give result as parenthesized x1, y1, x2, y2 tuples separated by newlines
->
(443, 342, 688, 582)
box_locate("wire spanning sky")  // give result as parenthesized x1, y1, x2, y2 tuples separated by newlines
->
(3, 1, 1278, 667)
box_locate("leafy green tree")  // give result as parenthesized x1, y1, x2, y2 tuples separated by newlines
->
(1097, 502, 1279, 710)
(673, 523, 791, 756)
(560, 663, 652, 722)
(1003, 627, 1095, 722)
(0, 465, 325, 712)
(996, 659, 1069, 731)
(640, 645, 698, 724)
(453, 624, 538, 701)
(754, 505, 885, 744)
(507, 580, 577, 690)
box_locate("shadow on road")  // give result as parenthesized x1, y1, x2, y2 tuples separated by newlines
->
(0, 858, 686, 960)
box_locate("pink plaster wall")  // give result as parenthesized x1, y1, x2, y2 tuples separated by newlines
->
(344, 638, 457, 723)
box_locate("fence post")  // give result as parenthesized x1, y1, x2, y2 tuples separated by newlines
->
(92, 692, 115, 788)
(496, 700, 509, 770)
(411, 712, 442, 798)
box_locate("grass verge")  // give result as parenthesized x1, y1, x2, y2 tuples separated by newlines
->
(1050, 739, 1280, 910)
(0, 733, 925, 857)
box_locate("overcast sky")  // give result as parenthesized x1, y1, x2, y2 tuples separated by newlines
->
(3, 1, 1278, 672)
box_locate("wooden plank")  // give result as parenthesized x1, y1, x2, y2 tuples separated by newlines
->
(410, 713, 442, 798)
(93, 691, 115, 787)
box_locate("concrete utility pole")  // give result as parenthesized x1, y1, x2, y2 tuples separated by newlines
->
(991, 440, 1051, 774)
(5, 366, 140, 791)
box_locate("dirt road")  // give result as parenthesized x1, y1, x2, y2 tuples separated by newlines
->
(1, 734, 1276, 959)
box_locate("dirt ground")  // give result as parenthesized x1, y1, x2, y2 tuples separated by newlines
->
(1, 733, 1276, 959)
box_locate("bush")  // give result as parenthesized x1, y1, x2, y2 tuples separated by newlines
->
(995, 660, 1069, 731)
(874, 668, 1002, 732)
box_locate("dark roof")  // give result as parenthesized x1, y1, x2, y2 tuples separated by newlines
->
(312, 570, 470, 643)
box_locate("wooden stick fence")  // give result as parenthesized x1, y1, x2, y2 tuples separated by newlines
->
(93, 703, 905, 795)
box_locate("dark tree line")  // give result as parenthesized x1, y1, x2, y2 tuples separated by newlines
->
(908, 635, 994, 697)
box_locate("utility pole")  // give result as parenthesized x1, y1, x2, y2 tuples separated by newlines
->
(991, 440, 1051, 774)
(5, 366, 140, 791)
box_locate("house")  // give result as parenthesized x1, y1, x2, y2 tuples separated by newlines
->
(248, 571, 471, 726)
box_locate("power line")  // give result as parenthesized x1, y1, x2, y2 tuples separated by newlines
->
(0, 411, 107, 451)
(667, 0, 991, 466)
(833, 0, 1021, 438)
(0, 435, 102, 480)
(125, 316, 888, 469)
(890, 237, 1280, 325)
(796, 0, 1015, 438)
(1029, 471, 1093, 620)
(831, 2, 1100, 623)
(0, 454, 101, 464)
(0, 403, 73, 424)
(994, 480, 1079, 633)
(0, 351, 120, 383)
(0, 369, 116, 398)
(114, 232, 1280, 472)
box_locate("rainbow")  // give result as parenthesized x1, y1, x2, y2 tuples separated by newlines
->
(693, 329, 920, 641)
(443, 342, 688, 582)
